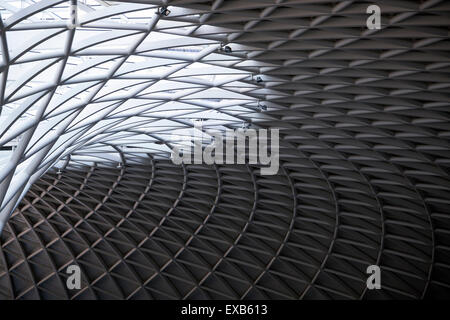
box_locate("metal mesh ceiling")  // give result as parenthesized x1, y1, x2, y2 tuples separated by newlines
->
(0, 0, 449, 300)
(0, 0, 278, 227)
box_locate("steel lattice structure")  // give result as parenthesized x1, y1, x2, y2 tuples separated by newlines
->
(0, 0, 450, 299)
(0, 0, 274, 231)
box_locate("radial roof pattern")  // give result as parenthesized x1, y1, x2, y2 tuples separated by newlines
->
(0, 0, 280, 229)
(0, 0, 450, 300)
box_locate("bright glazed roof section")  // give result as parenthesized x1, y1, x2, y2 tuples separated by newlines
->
(0, 0, 285, 228)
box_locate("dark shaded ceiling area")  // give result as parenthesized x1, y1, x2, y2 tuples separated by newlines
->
(0, 159, 448, 300)
(0, 0, 449, 299)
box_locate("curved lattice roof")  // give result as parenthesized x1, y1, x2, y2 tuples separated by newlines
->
(0, 0, 449, 299)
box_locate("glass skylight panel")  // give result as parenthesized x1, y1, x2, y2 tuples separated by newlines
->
(0, 0, 271, 226)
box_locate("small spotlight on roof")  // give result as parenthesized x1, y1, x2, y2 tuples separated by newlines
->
(117, 162, 123, 169)
(192, 118, 207, 123)
(159, 6, 171, 16)
(258, 102, 267, 112)
(220, 44, 232, 53)
(242, 121, 251, 129)
(256, 76, 263, 83)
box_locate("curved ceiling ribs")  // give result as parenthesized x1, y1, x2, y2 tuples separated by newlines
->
(0, 0, 278, 230)
(0, 0, 450, 300)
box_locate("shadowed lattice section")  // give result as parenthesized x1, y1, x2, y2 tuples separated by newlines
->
(0, 0, 449, 300)
(0, 159, 449, 299)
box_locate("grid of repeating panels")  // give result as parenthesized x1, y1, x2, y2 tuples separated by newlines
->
(1, 157, 450, 300)
(0, 0, 450, 299)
